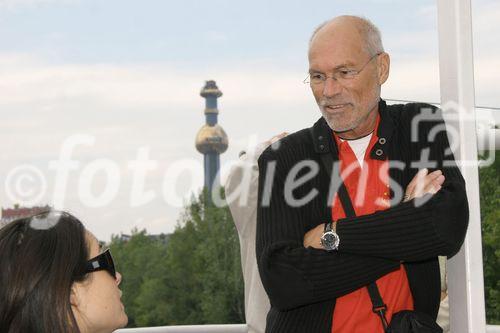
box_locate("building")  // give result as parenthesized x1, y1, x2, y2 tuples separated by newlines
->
(0, 205, 52, 228)
(195, 80, 229, 193)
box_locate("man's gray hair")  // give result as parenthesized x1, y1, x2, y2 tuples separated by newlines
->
(309, 15, 384, 56)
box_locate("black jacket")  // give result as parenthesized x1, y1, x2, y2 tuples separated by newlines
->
(256, 100, 469, 333)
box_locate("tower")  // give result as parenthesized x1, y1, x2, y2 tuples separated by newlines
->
(195, 80, 228, 193)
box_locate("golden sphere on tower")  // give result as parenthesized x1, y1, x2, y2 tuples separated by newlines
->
(195, 124, 229, 154)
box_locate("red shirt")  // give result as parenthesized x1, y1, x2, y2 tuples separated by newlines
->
(331, 117, 414, 333)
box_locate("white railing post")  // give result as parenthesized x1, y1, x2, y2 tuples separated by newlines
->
(437, 0, 487, 332)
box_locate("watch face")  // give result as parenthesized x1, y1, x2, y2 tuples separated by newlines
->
(321, 231, 340, 250)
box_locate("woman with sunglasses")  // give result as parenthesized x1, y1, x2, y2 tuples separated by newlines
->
(0, 210, 127, 333)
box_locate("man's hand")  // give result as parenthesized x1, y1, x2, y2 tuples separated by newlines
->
(303, 168, 445, 250)
(303, 223, 325, 249)
(404, 168, 445, 202)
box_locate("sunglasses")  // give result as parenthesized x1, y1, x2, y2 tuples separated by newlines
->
(85, 249, 116, 279)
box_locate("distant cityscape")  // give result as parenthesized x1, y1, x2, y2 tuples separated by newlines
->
(0, 205, 51, 228)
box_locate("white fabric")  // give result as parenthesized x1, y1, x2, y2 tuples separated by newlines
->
(436, 294, 450, 332)
(437, 256, 450, 332)
(342, 133, 372, 168)
(225, 147, 270, 333)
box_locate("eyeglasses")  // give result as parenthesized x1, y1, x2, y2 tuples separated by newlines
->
(85, 248, 116, 279)
(304, 52, 382, 85)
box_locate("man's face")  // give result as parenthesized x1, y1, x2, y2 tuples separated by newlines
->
(308, 23, 388, 138)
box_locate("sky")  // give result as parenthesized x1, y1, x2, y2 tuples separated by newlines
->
(0, 0, 499, 241)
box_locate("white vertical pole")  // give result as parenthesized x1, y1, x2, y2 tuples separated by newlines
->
(437, 0, 486, 332)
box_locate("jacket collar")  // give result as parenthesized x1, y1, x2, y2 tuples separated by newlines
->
(311, 99, 395, 160)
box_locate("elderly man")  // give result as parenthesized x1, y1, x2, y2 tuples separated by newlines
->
(227, 138, 450, 333)
(256, 15, 468, 333)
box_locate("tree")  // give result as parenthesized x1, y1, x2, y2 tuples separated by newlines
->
(109, 188, 244, 327)
(197, 191, 245, 323)
(160, 189, 245, 324)
(479, 151, 500, 324)
(109, 229, 170, 327)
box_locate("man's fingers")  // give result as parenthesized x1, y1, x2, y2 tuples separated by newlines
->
(427, 175, 445, 194)
(405, 168, 429, 200)
(408, 168, 428, 186)
(415, 173, 445, 197)
(427, 170, 443, 180)
(418, 170, 442, 193)
(405, 168, 428, 196)
(423, 183, 440, 195)
(405, 169, 444, 201)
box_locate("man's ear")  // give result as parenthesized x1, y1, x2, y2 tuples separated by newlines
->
(377, 52, 390, 85)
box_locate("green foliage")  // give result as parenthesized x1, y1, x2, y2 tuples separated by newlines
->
(480, 151, 500, 324)
(109, 229, 170, 327)
(162, 189, 245, 324)
(109, 188, 244, 327)
(196, 191, 245, 323)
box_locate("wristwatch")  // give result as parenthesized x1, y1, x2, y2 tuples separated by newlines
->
(320, 221, 340, 251)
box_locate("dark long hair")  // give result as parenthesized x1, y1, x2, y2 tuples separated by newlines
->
(0, 211, 90, 333)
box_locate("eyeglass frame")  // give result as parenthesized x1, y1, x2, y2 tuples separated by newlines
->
(85, 248, 117, 279)
(304, 52, 382, 85)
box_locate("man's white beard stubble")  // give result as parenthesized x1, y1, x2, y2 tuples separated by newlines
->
(318, 99, 357, 133)
(318, 96, 380, 134)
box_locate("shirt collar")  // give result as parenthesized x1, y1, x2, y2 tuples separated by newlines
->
(311, 99, 395, 160)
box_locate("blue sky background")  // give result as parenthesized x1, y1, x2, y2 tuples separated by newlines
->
(0, 0, 438, 63)
(0, 0, 498, 240)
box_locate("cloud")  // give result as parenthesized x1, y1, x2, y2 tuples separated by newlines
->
(0, 55, 308, 109)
